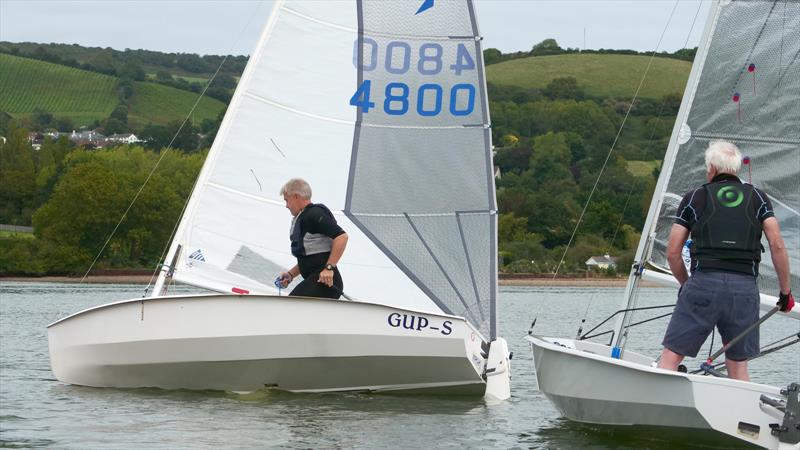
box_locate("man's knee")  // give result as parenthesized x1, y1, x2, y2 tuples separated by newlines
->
(657, 347, 685, 371)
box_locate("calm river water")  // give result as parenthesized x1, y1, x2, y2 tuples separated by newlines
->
(1, 281, 798, 449)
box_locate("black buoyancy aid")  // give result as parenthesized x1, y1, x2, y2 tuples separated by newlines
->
(691, 181, 762, 270)
(290, 203, 336, 257)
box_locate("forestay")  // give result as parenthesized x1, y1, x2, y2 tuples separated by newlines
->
(154, 0, 497, 339)
(647, 0, 799, 297)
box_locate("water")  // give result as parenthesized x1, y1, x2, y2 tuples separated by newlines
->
(1, 282, 798, 449)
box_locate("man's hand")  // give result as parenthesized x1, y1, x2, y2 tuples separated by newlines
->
(276, 272, 292, 288)
(778, 291, 795, 313)
(318, 269, 334, 287)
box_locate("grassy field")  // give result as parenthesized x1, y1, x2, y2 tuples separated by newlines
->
(626, 160, 662, 177)
(129, 81, 225, 127)
(0, 53, 118, 123)
(486, 54, 691, 99)
(0, 230, 34, 239)
(1, 53, 226, 127)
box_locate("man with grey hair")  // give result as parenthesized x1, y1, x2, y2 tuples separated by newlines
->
(657, 140, 793, 380)
(276, 178, 348, 299)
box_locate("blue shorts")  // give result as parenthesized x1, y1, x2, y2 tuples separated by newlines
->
(662, 271, 760, 361)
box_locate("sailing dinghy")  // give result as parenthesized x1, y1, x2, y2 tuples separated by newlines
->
(48, 0, 511, 398)
(527, 0, 799, 447)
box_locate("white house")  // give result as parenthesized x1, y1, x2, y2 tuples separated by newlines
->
(585, 254, 618, 270)
(107, 133, 141, 144)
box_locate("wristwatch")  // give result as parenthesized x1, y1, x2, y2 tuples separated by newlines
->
(325, 264, 336, 271)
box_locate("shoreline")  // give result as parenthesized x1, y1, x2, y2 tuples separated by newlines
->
(1, 274, 660, 287)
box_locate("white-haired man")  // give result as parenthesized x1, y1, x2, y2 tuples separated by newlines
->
(276, 178, 348, 299)
(657, 140, 794, 381)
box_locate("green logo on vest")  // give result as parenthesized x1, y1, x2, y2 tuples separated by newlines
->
(717, 186, 744, 208)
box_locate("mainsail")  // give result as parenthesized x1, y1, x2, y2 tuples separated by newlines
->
(614, 0, 799, 346)
(154, 0, 497, 339)
(646, 0, 799, 296)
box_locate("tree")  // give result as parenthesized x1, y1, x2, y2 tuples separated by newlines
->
(483, 48, 502, 65)
(529, 132, 574, 188)
(54, 116, 75, 133)
(155, 70, 173, 82)
(110, 104, 129, 124)
(544, 77, 584, 100)
(103, 118, 128, 135)
(0, 124, 36, 224)
(31, 108, 54, 131)
(531, 39, 563, 56)
(118, 61, 146, 81)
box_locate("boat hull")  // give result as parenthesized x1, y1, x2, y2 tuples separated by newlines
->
(526, 335, 797, 449)
(48, 295, 488, 394)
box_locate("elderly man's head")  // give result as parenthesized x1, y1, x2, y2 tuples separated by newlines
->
(705, 140, 742, 181)
(280, 178, 312, 216)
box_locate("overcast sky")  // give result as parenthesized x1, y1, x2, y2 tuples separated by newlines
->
(0, 1, 711, 56)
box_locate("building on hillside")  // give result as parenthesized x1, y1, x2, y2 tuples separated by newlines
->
(585, 254, 618, 271)
(69, 130, 108, 148)
(27, 132, 44, 150)
(107, 133, 141, 144)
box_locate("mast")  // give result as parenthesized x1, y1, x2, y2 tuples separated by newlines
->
(610, 0, 722, 353)
(152, 0, 286, 297)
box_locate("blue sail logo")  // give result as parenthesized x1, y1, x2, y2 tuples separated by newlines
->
(189, 249, 206, 262)
(416, 0, 434, 15)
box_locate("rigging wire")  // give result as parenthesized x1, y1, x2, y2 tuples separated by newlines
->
(613, 0, 707, 354)
(551, 0, 683, 280)
(143, 1, 270, 297)
(76, 2, 269, 287)
(570, 0, 704, 339)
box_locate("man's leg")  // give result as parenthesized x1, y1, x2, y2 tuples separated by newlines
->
(657, 347, 685, 371)
(724, 359, 749, 381)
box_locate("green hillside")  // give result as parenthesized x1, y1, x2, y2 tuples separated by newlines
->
(0, 53, 226, 127)
(128, 80, 224, 126)
(486, 53, 691, 99)
(0, 53, 118, 124)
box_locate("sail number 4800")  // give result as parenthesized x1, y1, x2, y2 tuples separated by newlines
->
(350, 80, 475, 116)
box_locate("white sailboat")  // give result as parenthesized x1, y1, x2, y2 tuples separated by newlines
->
(526, 0, 799, 448)
(48, 0, 511, 399)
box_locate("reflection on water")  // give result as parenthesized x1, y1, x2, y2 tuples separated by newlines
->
(1, 281, 797, 449)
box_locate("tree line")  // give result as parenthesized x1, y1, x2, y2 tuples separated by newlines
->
(0, 39, 685, 276)
(483, 38, 697, 66)
(0, 126, 204, 275)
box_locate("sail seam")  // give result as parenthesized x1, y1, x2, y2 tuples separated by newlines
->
(282, 6, 478, 41)
(350, 210, 495, 218)
(690, 132, 799, 145)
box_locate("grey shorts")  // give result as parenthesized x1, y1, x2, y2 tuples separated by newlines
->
(662, 271, 760, 361)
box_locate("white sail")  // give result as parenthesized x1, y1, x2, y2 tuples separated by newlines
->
(527, 2, 800, 447)
(613, 0, 800, 346)
(155, 0, 498, 339)
(49, 0, 511, 397)
(646, 0, 800, 297)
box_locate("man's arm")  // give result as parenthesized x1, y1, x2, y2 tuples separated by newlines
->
(319, 233, 348, 287)
(327, 233, 348, 267)
(763, 217, 791, 294)
(666, 224, 690, 286)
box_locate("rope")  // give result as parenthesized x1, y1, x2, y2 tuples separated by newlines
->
(551, 0, 682, 279)
(137, 3, 269, 295)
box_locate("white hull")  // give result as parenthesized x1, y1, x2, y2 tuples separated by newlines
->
(526, 335, 799, 449)
(48, 295, 490, 394)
